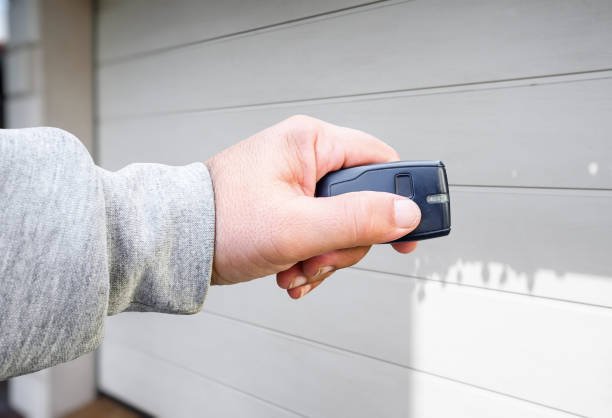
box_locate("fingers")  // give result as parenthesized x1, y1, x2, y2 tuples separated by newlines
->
(278, 192, 421, 261)
(277, 246, 370, 290)
(282, 243, 416, 299)
(277, 246, 370, 299)
(276, 263, 306, 290)
(314, 120, 401, 180)
(280, 115, 400, 182)
(288, 277, 327, 299)
(301, 246, 370, 278)
(391, 241, 418, 254)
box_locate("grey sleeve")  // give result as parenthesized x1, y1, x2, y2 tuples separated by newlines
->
(0, 127, 215, 379)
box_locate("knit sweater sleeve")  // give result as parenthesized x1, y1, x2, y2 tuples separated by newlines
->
(0, 127, 215, 379)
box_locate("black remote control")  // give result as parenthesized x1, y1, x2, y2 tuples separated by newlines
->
(315, 161, 451, 242)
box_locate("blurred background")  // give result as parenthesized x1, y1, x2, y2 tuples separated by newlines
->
(2, 0, 612, 417)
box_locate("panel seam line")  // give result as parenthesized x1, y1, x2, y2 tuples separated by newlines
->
(98, 0, 406, 67)
(107, 342, 307, 417)
(351, 266, 612, 310)
(97, 68, 612, 122)
(201, 310, 587, 418)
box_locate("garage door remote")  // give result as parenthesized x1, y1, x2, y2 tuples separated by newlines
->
(315, 161, 451, 242)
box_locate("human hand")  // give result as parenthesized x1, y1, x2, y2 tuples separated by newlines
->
(205, 115, 421, 299)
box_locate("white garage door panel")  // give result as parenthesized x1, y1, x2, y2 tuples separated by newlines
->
(103, 314, 580, 418)
(95, 0, 612, 416)
(100, 343, 298, 418)
(201, 268, 612, 417)
(98, 0, 612, 119)
(364, 186, 612, 307)
(99, 75, 612, 189)
(97, 0, 375, 62)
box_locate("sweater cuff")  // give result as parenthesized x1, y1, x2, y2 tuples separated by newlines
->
(98, 162, 215, 315)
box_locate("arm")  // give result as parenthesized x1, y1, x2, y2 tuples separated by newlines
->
(0, 127, 214, 379)
(0, 116, 420, 379)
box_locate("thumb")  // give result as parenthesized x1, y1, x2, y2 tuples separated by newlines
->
(282, 192, 421, 260)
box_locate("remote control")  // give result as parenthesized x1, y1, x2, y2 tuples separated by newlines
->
(315, 161, 451, 242)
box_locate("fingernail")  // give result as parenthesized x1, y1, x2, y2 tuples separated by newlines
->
(313, 266, 334, 280)
(300, 286, 310, 298)
(394, 199, 421, 229)
(289, 276, 308, 289)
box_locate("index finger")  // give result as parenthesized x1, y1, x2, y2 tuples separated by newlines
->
(314, 120, 400, 181)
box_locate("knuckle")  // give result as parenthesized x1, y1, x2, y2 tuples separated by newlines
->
(283, 115, 319, 139)
(287, 114, 318, 125)
(285, 115, 325, 140)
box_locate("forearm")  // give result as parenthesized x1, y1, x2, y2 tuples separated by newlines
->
(0, 128, 214, 379)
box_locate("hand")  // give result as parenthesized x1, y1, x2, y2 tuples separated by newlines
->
(205, 115, 421, 299)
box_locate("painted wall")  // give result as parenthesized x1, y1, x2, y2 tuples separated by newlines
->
(95, 1, 612, 417)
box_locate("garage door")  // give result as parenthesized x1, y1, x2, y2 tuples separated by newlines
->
(96, 1, 612, 417)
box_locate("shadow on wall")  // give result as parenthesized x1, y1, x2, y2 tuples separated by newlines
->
(366, 185, 612, 305)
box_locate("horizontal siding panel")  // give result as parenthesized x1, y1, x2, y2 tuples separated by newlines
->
(97, 85, 612, 307)
(103, 313, 580, 418)
(96, 2, 612, 417)
(97, 0, 374, 62)
(97, 0, 612, 119)
(99, 75, 612, 189)
(201, 269, 612, 417)
(100, 344, 298, 418)
(364, 186, 612, 307)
